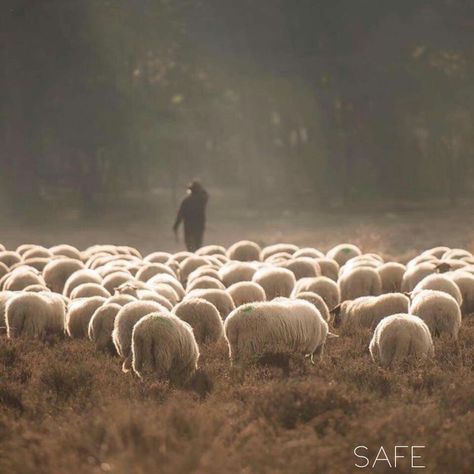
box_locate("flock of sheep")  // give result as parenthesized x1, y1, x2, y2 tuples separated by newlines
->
(1, 240, 472, 385)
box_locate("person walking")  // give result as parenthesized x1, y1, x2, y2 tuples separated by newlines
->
(173, 180, 209, 252)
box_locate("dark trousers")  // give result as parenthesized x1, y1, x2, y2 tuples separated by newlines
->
(184, 226, 204, 252)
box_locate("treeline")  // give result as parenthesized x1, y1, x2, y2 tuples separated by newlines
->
(1, 0, 473, 212)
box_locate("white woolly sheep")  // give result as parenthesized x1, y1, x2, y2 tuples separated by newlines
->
(326, 244, 362, 266)
(102, 271, 132, 294)
(332, 293, 409, 331)
(147, 274, 185, 300)
(136, 290, 173, 311)
(3, 269, 45, 291)
(0, 262, 9, 280)
(196, 245, 227, 256)
(70, 283, 111, 299)
(49, 244, 82, 260)
(185, 288, 236, 320)
(187, 266, 221, 284)
(65, 296, 106, 338)
(412, 274, 463, 306)
(252, 266, 295, 300)
(409, 290, 461, 340)
(294, 292, 330, 322)
(130, 312, 199, 385)
(314, 258, 340, 281)
(421, 246, 450, 259)
(106, 294, 137, 306)
(442, 248, 473, 261)
(63, 269, 102, 297)
(180, 256, 212, 284)
(22, 247, 52, 261)
(16, 244, 38, 256)
(227, 281, 267, 307)
(112, 300, 167, 370)
(88, 303, 122, 353)
(0, 291, 17, 334)
(261, 243, 298, 261)
(186, 276, 226, 292)
(448, 271, 474, 314)
(284, 258, 321, 280)
(136, 263, 175, 282)
(369, 314, 434, 367)
(16, 258, 51, 272)
(401, 262, 436, 292)
(219, 262, 258, 287)
(173, 298, 224, 344)
(224, 299, 333, 372)
(6, 292, 66, 339)
(293, 247, 325, 259)
(226, 240, 262, 262)
(43, 258, 84, 293)
(377, 262, 406, 293)
(144, 251, 173, 264)
(0, 251, 21, 268)
(406, 254, 439, 269)
(338, 266, 382, 302)
(293, 276, 341, 309)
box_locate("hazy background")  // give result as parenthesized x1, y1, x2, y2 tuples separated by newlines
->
(1, 1, 473, 244)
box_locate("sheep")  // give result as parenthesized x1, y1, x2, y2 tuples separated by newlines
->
(448, 271, 474, 314)
(136, 290, 174, 311)
(265, 252, 293, 265)
(377, 262, 406, 293)
(0, 291, 17, 334)
(173, 298, 224, 344)
(6, 292, 66, 339)
(106, 294, 137, 306)
(294, 292, 330, 322)
(219, 262, 258, 287)
(0, 251, 21, 268)
(406, 254, 439, 269)
(326, 244, 362, 266)
(338, 267, 382, 302)
(224, 299, 333, 373)
(49, 244, 82, 260)
(314, 258, 340, 281)
(284, 258, 321, 280)
(401, 262, 436, 292)
(293, 247, 325, 259)
(412, 274, 463, 306)
(3, 269, 45, 291)
(130, 312, 199, 385)
(369, 314, 434, 367)
(16, 244, 38, 256)
(226, 240, 262, 262)
(70, 283, 111, 299)
(421, 246, 450, 259)
(340, 256, 382, 275)
(168, 251, 193, 264)
(252, 267, 295, 300)
(196, 245, 227, 257)
(332, 293, 410, 331)
(144, 251, 173, 264)
(112, 300, 167, 370)
(22, 247, 52, 261)
(102, 271, 132, 294)
(184, 289, 236, 320)
(135, 263, 175, 282)
(180, 256, 212, 284)
(16, 258, 51, 272)
(409, 290, 461, 340)
(293, 276, 341, 309)
(24, 284, 50, 292)
(147, 274, 185, 300)
(151, 283, 180, 305)
(63, 269, 102, 297)
(186, 276, 226, 292)
(442, 248, 473, 261)
(65, 296, 106, 338)
(117, 246, 142, 259)
(227, 281, 266, 307)
(261, 243, 298, 261)
(42, 259, 84, 294)
(0, 262, 9, 280)
(88, 303, 122, 353)
(187, 266, 221, 284)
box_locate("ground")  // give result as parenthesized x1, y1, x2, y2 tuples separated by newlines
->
(0, 208, 474, 473)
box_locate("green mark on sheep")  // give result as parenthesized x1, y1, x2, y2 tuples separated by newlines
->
(242, 305, 255, 313)
(152, 316, 173, 327)
(343, 248, 352, 254)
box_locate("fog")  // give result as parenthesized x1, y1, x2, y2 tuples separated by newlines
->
(1, 1, 473, 223)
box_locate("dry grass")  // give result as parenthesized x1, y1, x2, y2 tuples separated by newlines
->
(0, 317, 473, 473)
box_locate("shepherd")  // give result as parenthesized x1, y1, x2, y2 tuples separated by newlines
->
(173, 180, 209, 252)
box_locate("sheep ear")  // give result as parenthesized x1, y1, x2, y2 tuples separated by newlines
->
(330, 303, 342, 315)
(327, 332, 339, 338)
(403, 291, 412, 299)
(435, 262, 451, 273)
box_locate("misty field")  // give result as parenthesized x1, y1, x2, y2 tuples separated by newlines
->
(1, 211, 474, 474)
